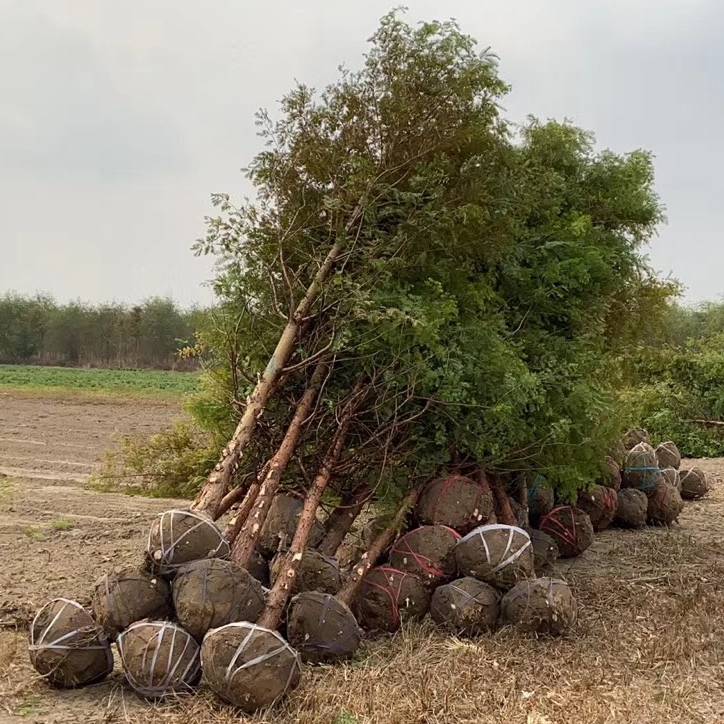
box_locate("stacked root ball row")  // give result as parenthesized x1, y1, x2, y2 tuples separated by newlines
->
(28, 431, 710, 713)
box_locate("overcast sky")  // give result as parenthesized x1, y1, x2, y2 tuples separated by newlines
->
(1, 0, 722, 307)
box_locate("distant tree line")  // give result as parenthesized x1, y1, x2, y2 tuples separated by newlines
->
(0, 294, 206, 369)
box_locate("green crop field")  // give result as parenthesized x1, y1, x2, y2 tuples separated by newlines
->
(0, 364, 199, 398)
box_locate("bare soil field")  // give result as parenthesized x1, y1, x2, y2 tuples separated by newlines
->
(1, 391, 723, 724)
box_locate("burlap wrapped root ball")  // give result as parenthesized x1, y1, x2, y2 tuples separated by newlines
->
(661, 467, 681, 492)
(539, 507, 594, 558)
(529, 529, 559, 574)
(622, 443, 661, 493)
(528, 476, 555, 526)
(502, 577, 577, 635)
(679, 467, 709, 500)
(286, 591, 361, 663)
(201, 622, 302, 713)
(600, 456, 622, 491)
(270, 549, 341, 595)
(576, 484, 617, 532)
(415, 474, 494, 534)
(656, 441, 681, 470)
(29, 598, 113, 688)
(172, 558, 265, 641)
(117, 620, 200, 697)
(353, 566, 430, 633)
(430, 577, 500, 636)
(389, 525, 460, 587)
(258, 494, 324, 558)
(647, 480, 683, 526)
(614, 488, 648, 528)
(91, 566, 171, 640)
(146, 509, 229, 576)
(453, 524, 533, 590)
(623, 428, 651, 450)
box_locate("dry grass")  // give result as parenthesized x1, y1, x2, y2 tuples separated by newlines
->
(2, 465, 723, 724)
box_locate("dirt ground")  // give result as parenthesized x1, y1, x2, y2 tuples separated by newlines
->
(1, 391, 723, 724)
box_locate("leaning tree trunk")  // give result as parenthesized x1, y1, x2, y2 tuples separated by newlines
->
(336, 486, 420, 607)
(317, 482, 371, 557)
(230, 362, 329, 566)
(489, 475, 516, 526)
(191, 240, 345, 519)
(257, 396, 358, 630)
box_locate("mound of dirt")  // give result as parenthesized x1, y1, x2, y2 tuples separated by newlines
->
(575, 484, 617, 532)
(622, 443, 661, 494)
(539, 507, 594, 558)
(661, 467, 681, 492)
(117, 620, 200, 698)
(623, 428, 651, 450)
(680, 467, 709, 500)
(528, 476, 555, 527)
(656, 441, 681, 470)
(614, 489, 648, 528)
(353, 566, 430, 633)
(258, 494, 324, 558)
(454, 524, 533, 590)
(529, 529, 559, 573)
(388, 525, 460, 587)
(601, 456, 622, 491)
(201, 622, 302, 713)
(286, 591, 361, 663)
(415, 474, 494, 534)
(430, 577, 500, 636)
(502, 577, 576, 635)
(647, 480, 683, 526)
(91, 566, 171, 640)
(146, 509, 229, 575)
(29, 598, 113, 688)
(270, 549, 341, 595)
(172, 558, 265, 641)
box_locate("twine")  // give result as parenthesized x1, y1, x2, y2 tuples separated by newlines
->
(458, 524, 531, 573)
(117, 621, 199, 698)
(391, 526, 460, 580)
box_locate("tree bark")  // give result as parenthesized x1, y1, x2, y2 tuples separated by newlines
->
(191, 239, 345, 518)
(317, 483, 371, 557)
(230, 362, 329, 566)
(336, 487, 420, 607)
(489, 475, 516, 526)
(258, 403, 356, 630)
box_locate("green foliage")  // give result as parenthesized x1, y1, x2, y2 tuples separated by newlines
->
(0, 293, 204, 369)
(93, 422, 218, 498)
(185, 10, 673, 503)
(0, 365, 198, 397)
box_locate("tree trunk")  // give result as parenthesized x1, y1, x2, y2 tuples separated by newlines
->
(317, 483, 371, 557)
(191, 239, 345, 518)
(336, 487, 420, 607)
(489, 475, 517, 526)
(230, 362, 329, 566)
(257, 405, 355, 630)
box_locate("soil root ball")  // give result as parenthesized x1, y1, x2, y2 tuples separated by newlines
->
(29, 598, 113, 688)
(529, 529, 559, 573)
(247, 547, 270, 586)
(661, 467, 681, 492)
(614, 489, 648, 528)
(270, 549, 341, 595)
(647, 480, 683, 526)
(91, 566, 171, 640)
(622, 443, 661, 494)
(623, 428, 651, 450)
(258, 494, 324, 558)
(389, 525, 460, 587)
(353, 566, 430, 633)
(528, 476, 555, 526)
(286, 591, 361, 663)
(430, 577, 500, 636)
(539, 507, 594, 558)
(656, 441, 681, 470)
(501, 577, 577, 635)
(453, 524, 533, 590)
(415, 474, 494, 534)
(600, 456, 622, 491)
(201, 622, 302, 713)
(172, 559, 265, 641)
(146, 509, 229, 576)
(117, 620, 200, 698)
(679, 467, 709, 500)
(575, 484, 617, 532)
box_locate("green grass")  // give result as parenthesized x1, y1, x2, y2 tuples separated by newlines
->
(0, 364, 199, 398)
(51, 518, 75, 531)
